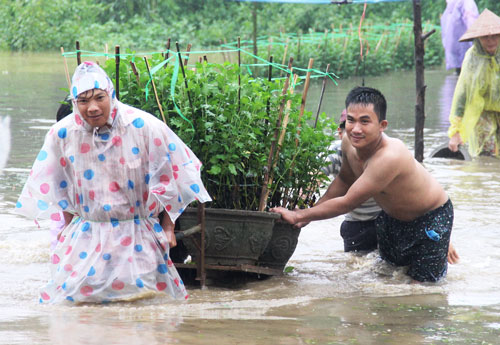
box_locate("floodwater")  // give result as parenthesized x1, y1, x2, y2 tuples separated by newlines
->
(1, 52, 499, 345)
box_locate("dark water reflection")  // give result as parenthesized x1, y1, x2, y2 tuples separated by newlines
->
(1, 53, 499, 345)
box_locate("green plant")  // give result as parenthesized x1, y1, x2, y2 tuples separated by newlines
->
(103, 53, 336, 211)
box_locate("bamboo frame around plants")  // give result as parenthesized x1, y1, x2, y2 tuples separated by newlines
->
(258, 57, 293, 212)
(144, 56, 167, 124)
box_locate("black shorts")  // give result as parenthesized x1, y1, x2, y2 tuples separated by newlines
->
(340, 219, 378, 252)
(375, 199, 453, 282)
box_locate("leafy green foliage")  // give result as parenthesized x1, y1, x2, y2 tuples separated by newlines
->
(103, 54, 336, 210)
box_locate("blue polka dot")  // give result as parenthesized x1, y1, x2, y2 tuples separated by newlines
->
(157, 264, 168, 274)
(15, 202, 22, 208)
(145, 174, 150, 185)
(62, 282, 67, 290)
(190, 184, 200, 193)
(163, 253, 169, 261)
(168, 143, 176, 151)
(134, 244, 143, 252)
(103, 253, 111, 261)
(110, 218, 119, 227)
(87, 266, 96, 276)
(58, 200, 69, 210)
(100, 133, 109, 141)
(37, 150, 48, 161)
(58, 128, 67, 139)
(60, 180, 67, 188)
(178, 195, 182, 202)
(72, 86, 78, 98)
(112, 90, 116, 99)
(132, 118, 145, 128)
(66, 296, 74, 302)
(103, 204, 111, 211)
(84, 206, 89, 212)
(136, 201, 140, 207)
(81, 223, 90, 232)
(79, 194, 83, 204)
(37, 200, 48, 211)
(98, 154, 106, 161)
(179, 208, 184, 214)
(134, 215, 140, 225)
(153, 223, 163, 232)
(128, 180, 134, 189)
(132, 147, 140, 154)
(83, 169, 94, 180)
(94, 80, 100, 89)
(79, 251, 87, 259)
(136, 278, 144, 288)
(69, 155, 74, 163)
(166, 153, 171, 162)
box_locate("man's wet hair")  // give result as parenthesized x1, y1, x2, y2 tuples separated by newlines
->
(345, 86, 387, 121)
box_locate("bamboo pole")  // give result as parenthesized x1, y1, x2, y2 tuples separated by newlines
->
(115, 46, 120, 100)
(238, 37, 241, 113)
(184, 43, 192, 66)
(413, 0, 425, 162)
(144, 57, 167, 124)
(314, 64, 330, 128)
(60, 47, 71, 90)
(130, 61, 141, 86)
(296, 58, 314, 140)
(258, 57, 293, 211)
(164, 38, 171, 67)
(76, 41, 81, 65)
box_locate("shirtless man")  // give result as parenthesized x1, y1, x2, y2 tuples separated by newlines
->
(272, 86, 456, 282)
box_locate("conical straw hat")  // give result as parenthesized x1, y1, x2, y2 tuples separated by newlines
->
(459, 9, 500, 42)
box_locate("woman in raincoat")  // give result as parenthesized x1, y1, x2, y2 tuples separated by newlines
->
(16, 61, 211, 303)
(448, 9, 500, 157)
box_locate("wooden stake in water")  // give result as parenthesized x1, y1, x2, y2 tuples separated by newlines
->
(76, 41, 81, 65)
(60, 47, 71, 90)
(144, 57, 167, 125)
(115, 46, 120, 100)
(164, 38, 171, 66)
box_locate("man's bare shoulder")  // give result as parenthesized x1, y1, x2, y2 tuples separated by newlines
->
(369, 136, 410, 164)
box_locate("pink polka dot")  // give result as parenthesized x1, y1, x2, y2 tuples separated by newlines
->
(60, 157, 67, 167)
(172, 165, 179, 172)
(41, 292, 50, 301)
(109, 181, 120, 192)
(95, 243, 101, 253)
(77, 179, 82, 187)
(119, 157, 125, 165)
(112, 280, 124, 290)
(148, 202, 157, 211)
(50, 213, 61, 221)
(156, 282, 167, 291)
(174, 278, 180, 287)
(75, 114, 83, 125)
(64, 264, 73, 272)
(173, 172, 179, 180)
(80, 285, 93, 296)
(154, 138, 162, 146)
(126, 108, 134, 114)
(112, 136, 122, 146)
(128, 256, 133, 263)
(80, 143, 91, 153)
(89, 190, 95, 200)
(166, 205, 172, 212)
(129, 207, 135, 213)
(160, 175, 170, 185)
(185, 148, 191, 158)
(51, 254, 60, 264)
(121, 236, 132, 246)
(143, 192, 148, 202)
(71, 271, 78, 278)
(111, 108, 117, 119)
(185, 295, 189, 300)
(167, 259, 173, 267)
(152, 187, 166, 195)
(75, 192, 80, 204)
(65, 246, 72, 255)
(59, 236, 65, 243)
(39, 183, 50, 194)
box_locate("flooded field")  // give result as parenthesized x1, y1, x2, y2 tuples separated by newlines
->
(0, 52, 499, 345)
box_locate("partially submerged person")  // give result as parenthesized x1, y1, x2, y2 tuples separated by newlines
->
(16, 62, 211, 303)
(448, 9, 500, 157)
(441, 0, 479, 74)
(322, 109, 380, 253)
(273, 87, 455, 282)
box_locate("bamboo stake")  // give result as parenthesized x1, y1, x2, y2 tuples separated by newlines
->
(238, 37, 241, 112)
(60, 47, 71, 90)
(164, 38, 171, 66)
(184, 43, 192, 66)
(314, 64, 330, 128)
(258, 57, 293, 211)
(115, 46, 120, 100)
(296, 58, 314, 140)
(130, 61, 141, 86)
(176, 42, 195, 120)
(76, 41, 81, 65)
(265, 56, 273, 130)
(144, 57, 167, 124)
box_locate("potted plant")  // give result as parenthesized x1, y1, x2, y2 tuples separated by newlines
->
(103, 52, 336, 270)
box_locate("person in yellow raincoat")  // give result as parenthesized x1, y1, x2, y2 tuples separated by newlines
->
(448, 9, 500, 157)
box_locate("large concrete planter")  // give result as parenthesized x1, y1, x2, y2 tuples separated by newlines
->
(257, 222, 300, 270)
(178, 208, 280, 266)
